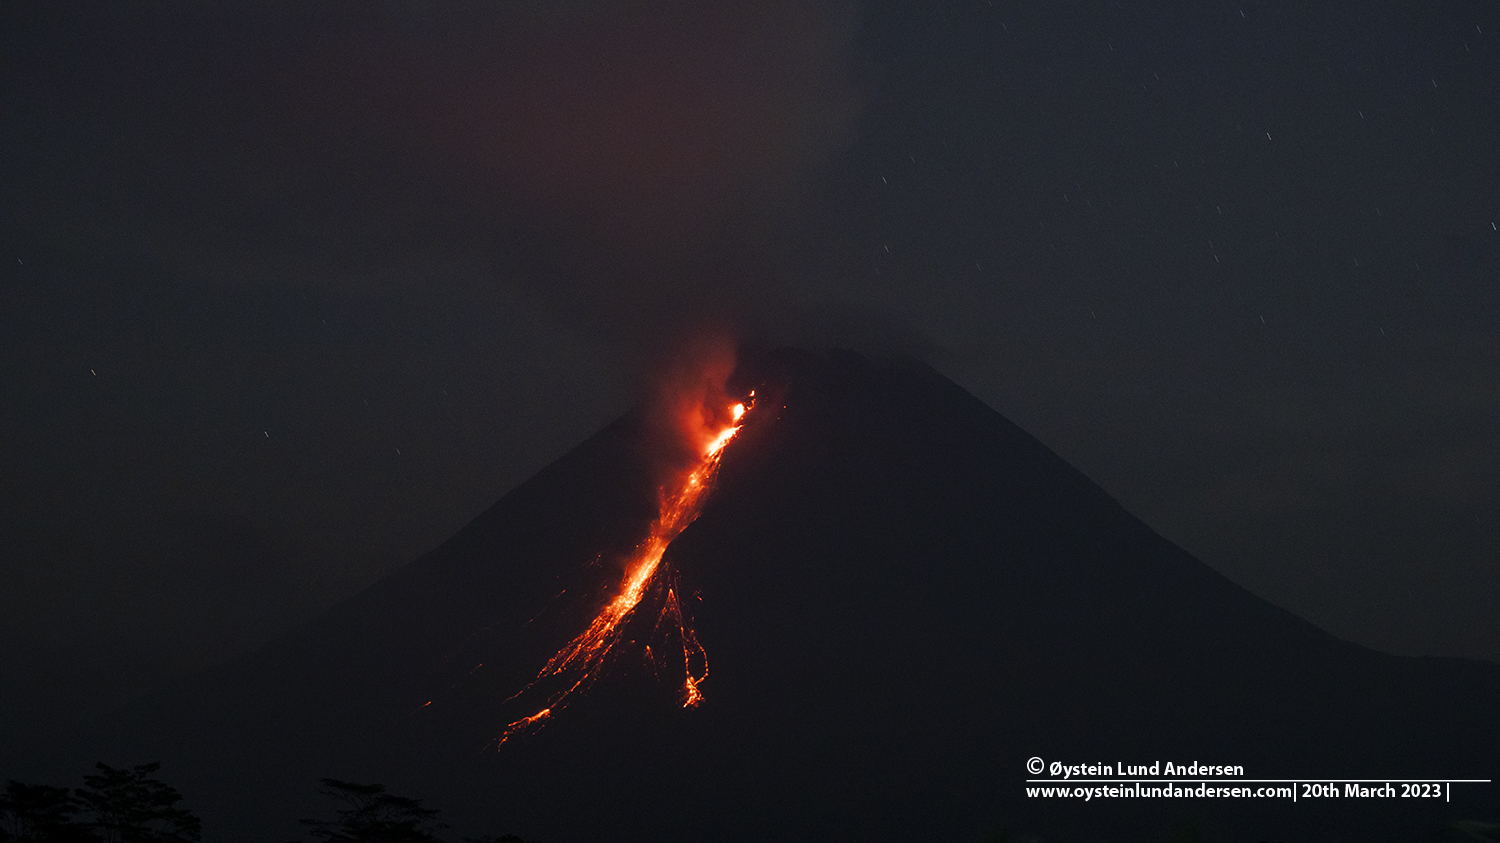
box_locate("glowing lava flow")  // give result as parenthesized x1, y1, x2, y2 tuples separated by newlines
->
(499, 395, 753, 744)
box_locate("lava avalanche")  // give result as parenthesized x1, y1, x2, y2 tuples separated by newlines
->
(498, 393, 754, 744)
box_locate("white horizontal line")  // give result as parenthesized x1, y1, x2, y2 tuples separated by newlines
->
(1025, 779, 1492, 783)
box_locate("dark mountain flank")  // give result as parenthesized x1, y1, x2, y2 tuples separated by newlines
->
(79, 349, 1497, 841)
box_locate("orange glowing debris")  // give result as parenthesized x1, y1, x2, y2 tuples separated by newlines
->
(498, 394, 753, 745)
(704, 426, 737, 458)
(664, 587, 707, 707)
(511, 708, 552, 730)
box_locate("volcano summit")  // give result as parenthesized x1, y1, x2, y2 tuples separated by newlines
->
(72, 349, 1500, 841)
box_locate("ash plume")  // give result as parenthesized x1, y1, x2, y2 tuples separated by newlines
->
(287, 0, 870, 364)
(640, 333, 741, 475)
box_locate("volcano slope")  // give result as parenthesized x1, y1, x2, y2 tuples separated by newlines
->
(82, 348, 1497, 842)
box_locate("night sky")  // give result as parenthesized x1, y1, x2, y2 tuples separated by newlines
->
(3, 0, 1497, 746)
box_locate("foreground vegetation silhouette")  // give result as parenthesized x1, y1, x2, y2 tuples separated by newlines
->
(3, 763, 528, 843)
(1, 762, 199, 842)
(291, 779, 526, 843)
(1445, 820, 1500, 842)
(7, 761, 1491, 842)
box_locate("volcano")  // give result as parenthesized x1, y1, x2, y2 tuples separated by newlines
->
(77, 349, 1498, 842)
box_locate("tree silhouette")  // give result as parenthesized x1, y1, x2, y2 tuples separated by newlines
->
(295, 780, 448, 843)
(1445, 820, 1500, 842)
(73, 763, 200, 843)
(1, 780, 97, 842)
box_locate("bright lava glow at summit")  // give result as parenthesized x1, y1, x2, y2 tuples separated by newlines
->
(498, 392, 755, 745)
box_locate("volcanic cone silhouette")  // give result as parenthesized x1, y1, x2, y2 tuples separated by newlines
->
(89, 349, 1498, 842)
